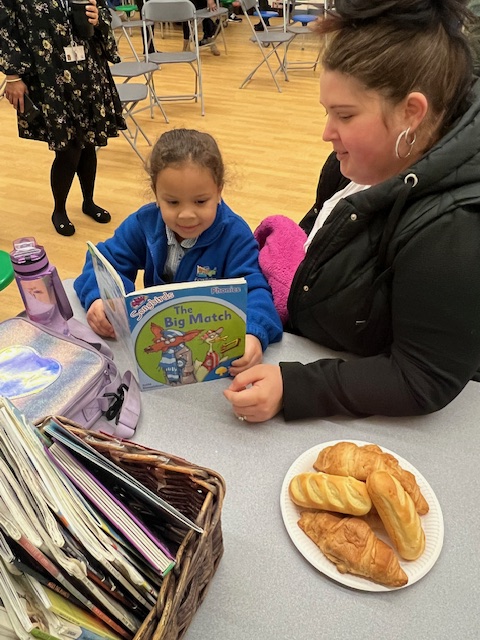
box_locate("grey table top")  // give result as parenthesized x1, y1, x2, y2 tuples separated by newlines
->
(65, 280, 480, 640)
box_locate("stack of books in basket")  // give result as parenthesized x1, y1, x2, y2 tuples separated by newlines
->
(0, 397, 225, 640)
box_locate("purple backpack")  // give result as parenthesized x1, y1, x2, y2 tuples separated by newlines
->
(0, 317, 140, 438)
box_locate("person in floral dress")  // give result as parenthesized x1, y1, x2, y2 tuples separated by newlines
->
(0, 0, 126, 236)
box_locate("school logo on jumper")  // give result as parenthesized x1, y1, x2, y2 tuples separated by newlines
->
(196, 265, 217, 279)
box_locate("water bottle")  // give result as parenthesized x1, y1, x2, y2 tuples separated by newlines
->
(70, 0, 95, 39)
(10, 237, 73, 335)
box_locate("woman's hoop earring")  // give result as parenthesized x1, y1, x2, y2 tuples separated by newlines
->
(395, 127, 417, 159)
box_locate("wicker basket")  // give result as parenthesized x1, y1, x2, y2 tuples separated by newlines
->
(36, 416, 226, 640)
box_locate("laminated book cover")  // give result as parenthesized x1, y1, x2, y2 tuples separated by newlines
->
(87, 242, 247, 391)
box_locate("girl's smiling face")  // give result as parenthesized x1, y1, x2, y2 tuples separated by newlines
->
(320, 70, 410, 186)
(155, 161, 222, 242)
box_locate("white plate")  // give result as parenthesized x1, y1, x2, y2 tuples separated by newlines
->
(280, 440, 444, 591)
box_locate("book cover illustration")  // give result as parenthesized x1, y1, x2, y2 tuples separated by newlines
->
(127, 280, 247, 390)
(87, 240, 247, 391)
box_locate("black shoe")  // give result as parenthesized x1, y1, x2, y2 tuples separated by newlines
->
(51, 212, 75, 236)
(254, 22, 265, 31)
(199, 38, 209, 46)
(82, 203, 111, 223)
(228, 13, 242, 22)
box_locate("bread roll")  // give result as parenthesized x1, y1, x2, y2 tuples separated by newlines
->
(289, 472, 372, 516)
(298, 510, 408, 588)
(366, 470, 425, 560)
(314, 442, 429, 515)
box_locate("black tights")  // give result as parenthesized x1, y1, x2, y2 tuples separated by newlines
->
(51, 140, 97, 215)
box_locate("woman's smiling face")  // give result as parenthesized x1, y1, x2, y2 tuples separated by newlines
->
(320, 69, 408, 185)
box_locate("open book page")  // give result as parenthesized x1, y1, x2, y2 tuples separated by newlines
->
(86, 241, 136, 373)
(42, 418, 202, 533)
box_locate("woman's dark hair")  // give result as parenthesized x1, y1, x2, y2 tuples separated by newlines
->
(146, 128, 225, 190)
(317, 0, 474, 139)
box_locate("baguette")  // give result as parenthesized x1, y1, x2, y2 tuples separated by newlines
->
(298, 510, 408, 587)
(314, 442, 429, 515)
(366, 470, 425, 560)
(289, 472, 372, 516)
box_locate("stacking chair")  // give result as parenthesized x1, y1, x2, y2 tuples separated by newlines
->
(142, 0, 205, 116)
(239, 0, 295, 92)
(195, 0, 229, 55)
(110, 60, 169, 122)
(109, 7, 154, 61)
(115, 83, 153, 161)
(284, 1, 324, 71)
(108, 9, 169, 122)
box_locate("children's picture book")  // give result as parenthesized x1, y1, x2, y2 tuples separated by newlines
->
(87, 241, 247, 391)
(41, 418, 202, 534)
(45, 443, 175, 577)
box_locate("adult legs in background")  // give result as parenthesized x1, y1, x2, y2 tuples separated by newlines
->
(183, 0, 220, 54)
(50, 141, 110, 237)
(136, 0, 156, 53)
(77, 144, 111, 223)
(254, 0, 274, 30)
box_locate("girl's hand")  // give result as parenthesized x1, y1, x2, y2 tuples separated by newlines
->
(223, 364, 284, 423)
(5, 78, 27, 112)
(86, 299, 115, 337)
(229, 334, 262, 375)
(86, 0, 99, 26)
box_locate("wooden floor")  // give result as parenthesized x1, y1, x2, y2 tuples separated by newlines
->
(0, 18, 331, 321)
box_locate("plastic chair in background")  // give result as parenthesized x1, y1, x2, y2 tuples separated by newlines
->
(239, 0, 295, 92)
(284, 0, 324, 71)
(115, 83, 153, 161)
(109, 8, 169, 122)
(109, 6, 154, 61)
(142, 0, 205, 116)
(195, 0, 230, 55)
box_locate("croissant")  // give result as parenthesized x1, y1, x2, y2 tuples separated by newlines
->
(298, 510, 408, 588)
(289, 472, 372, 516)
(314, 442, 429, 515)
(366, 471, 425, 560)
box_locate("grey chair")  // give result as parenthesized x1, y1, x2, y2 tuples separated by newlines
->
(110, 60, 169, 123)
(109, 9, 169, 122)
(195, 0, 229, 55)
(142, 0, 205, 115)
(239, 0, 295, 92)
(109, 7, 154, 62)
(115, 83, 152, 161)
(284, 0, 325, 71)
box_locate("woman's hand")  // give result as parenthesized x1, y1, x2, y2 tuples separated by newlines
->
(4, 77, 27, 112)
(223, 364, 284, 423)
(207, 0, 216, 11)
(86, 299, 115, 338)
(86, 0, 99, 26)
(229, 334, 263, 376)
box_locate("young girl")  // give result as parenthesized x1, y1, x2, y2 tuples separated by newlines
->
(74, 128, 282, 374)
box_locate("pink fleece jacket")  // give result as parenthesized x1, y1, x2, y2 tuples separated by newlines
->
(254, 215, 307, 325)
